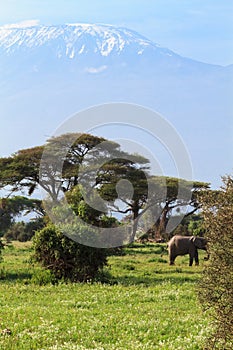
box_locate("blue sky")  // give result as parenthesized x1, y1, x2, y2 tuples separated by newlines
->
(0, 0, 233, 65)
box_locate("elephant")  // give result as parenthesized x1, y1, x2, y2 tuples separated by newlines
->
(167, 235, 208, 266)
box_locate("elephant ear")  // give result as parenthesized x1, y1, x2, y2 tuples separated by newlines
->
(191, 236, 203, 248)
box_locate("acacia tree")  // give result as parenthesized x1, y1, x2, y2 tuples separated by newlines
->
(146, 176, 209, 240)
(0, 134, 105, 199)
(0, 133, 148, 201)
(0, 146, 44, 196)
(100, 173, 209, 241)
(0, 133, 150, 238)
(198, 176, 233, 349)
(97, 158, 149, 239)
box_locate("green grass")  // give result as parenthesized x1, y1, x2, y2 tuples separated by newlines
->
(0, 241, 211, 349)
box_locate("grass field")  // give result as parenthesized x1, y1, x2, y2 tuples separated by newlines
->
(0, 241, 211, 349)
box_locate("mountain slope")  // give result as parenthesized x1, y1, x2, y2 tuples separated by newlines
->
(0, 23, 232, 187)
(0, 22, 222, 76)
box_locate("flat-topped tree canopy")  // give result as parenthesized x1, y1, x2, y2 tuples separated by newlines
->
(0, 132, 150, 200)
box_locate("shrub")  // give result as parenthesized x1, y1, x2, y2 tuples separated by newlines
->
(33, 225, 108, 282)
(198, 176, 233, 349)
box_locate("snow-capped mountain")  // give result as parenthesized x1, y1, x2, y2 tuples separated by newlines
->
(0, 23, 232, 187)
(0, 23, 172, 58)
(0, 22, 220, 76)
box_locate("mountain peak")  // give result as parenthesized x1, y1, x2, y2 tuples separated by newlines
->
(0, 22, 174, 59)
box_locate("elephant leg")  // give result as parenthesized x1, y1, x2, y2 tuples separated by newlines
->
(168, 246, 176, 265)
(189, 255, 194, 266)
(194, 249, 199, 266)
(169, 254, 176, 265)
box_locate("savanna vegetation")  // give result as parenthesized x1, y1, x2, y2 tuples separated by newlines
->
(0, 133, 232, 349)
(0, 241, 210, 350)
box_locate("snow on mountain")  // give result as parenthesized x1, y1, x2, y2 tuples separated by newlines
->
(0, 22, 223, 83)
(0, 23, 175, 59)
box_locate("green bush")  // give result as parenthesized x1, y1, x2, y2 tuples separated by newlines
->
(33, 225, 108, 282)
(198, 176, 233, 349)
